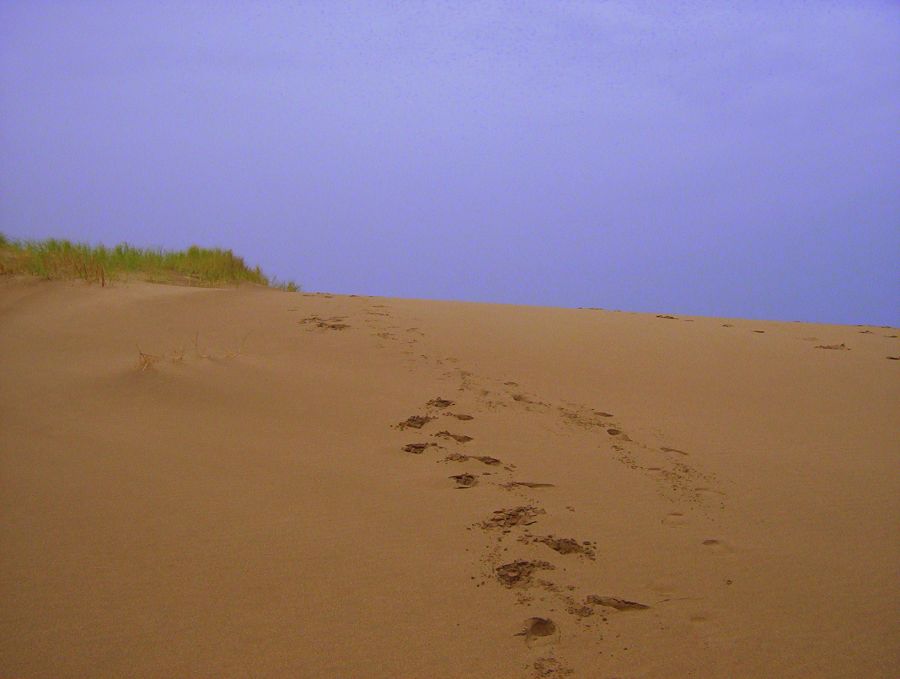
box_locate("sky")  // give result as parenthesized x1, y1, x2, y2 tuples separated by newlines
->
(1, 1, 898, 325)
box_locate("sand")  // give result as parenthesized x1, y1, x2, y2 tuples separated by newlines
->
(1, 276, 897, 678)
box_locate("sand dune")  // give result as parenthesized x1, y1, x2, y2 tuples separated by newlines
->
(1, 277, 897, 678)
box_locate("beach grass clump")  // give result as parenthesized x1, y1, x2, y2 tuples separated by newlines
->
(0, 234, 300, 290)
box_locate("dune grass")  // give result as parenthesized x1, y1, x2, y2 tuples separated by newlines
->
(0, 233, 299, 290)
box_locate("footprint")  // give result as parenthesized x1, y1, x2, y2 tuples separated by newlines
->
(397, 415, 433, 430)
(473, 455, 502, 465)
(479, 506, 545, 529)
(434, 431, 473, 443)
(532, 536, 596, 559)
(427, 397, 455, 408)
(585, 595, 649, 611)
(495, 560, 555, 587)
(403, 443, 436, 454)
(450, 473, 478, 489)
(516, 618, 559, 646)
(443, 453, 502, 466)
(298, 315, 349, 330)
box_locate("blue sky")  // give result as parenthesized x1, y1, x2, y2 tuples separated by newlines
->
(1, 1, 897, 324)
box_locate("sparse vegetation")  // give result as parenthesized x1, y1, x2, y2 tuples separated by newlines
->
(270, 278, 300, 292)
(136, 331, 251, 371)
(0, 233, 300, 290)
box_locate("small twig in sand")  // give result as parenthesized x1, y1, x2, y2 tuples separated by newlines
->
(136, 345, 161, 371)
(193, 332, 210, 359)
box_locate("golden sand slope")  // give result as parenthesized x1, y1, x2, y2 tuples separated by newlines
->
(1, 277, 897, 678)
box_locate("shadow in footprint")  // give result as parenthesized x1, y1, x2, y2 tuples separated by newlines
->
(397, 415, 433, 430)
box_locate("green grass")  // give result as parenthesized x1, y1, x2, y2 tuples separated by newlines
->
(0, 234, 300, 290)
